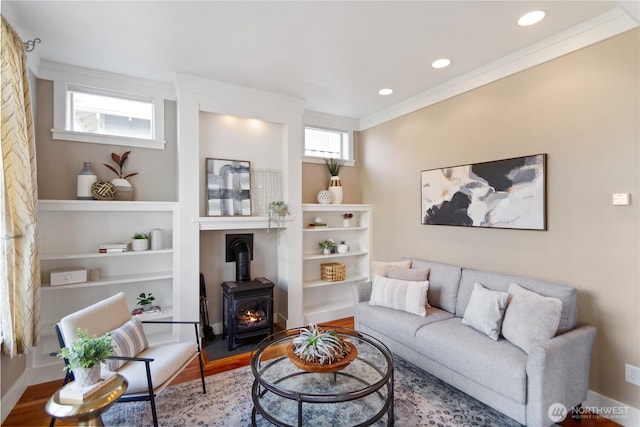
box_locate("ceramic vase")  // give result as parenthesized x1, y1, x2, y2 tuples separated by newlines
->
(76, 162, 97, 200)
(337, 241, 349, 254)
(112, 178, 133, 201)
(132, 238, 148, 251)
(73, 365, 101, 387)
(343, 218, 351, 227)
(328, 176, 343, 204)
(317, 190, 333, 204)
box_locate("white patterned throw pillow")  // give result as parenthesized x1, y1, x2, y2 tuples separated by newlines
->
(462, 282, 509, 340)
(105, 316, 149, 371)
(369, 275, 429, 316)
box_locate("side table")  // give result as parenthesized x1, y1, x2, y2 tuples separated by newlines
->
(46, 374, 128, 427)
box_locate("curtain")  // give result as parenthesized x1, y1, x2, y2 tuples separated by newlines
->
(1, 16, 40, 357)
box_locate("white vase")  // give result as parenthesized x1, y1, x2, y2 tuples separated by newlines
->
(132, 239, 148, 251)
(73, 365, 101, 387)
(76, 162, 97, 200)
(317, 190, 333, 204)
(343, 218, 351, 228)
(337, 242, 349, 254)
(328, 176, 343, 204)
(112, 178, 133, 201)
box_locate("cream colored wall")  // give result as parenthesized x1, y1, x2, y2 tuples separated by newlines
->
(359, 30, 639, 407)
(34, 80, 178, 201)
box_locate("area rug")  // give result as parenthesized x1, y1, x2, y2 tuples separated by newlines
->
(102, 355, 521, 426)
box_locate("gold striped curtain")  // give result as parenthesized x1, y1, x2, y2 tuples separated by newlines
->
(1, 16, 40, 357)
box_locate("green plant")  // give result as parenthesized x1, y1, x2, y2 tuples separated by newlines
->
(58, 329, 113, 370)
(292, 324, 351, 365)
(325, 158, 345, 176)
(318, 239, 336, 251)
(104, 151, 138, 179)
(137, 292, 155, 306)
(132, 233, 148, 239)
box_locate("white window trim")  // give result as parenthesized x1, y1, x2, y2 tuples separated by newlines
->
(40, 60, 173, 150)
(303, 110, 357, 166)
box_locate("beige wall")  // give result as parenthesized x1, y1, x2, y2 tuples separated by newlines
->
(34, 80, 178, 201)
(359, 29, 639, 407)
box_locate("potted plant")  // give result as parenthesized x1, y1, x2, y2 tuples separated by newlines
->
(318, 239, 336, 255)
(131, 232, 148, 251)
(267, 201, 288, 234)
(137, 292, 155, 311)
(58, 329, 113, 387)
(104, 151, 138, 200)
(286, 324, 356, 373)
(325, 158, 345, 204)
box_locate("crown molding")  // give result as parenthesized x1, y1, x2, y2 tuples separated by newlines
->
(359, 8, 639, 131)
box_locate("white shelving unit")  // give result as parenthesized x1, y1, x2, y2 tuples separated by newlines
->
(33, 200, 179, 381)
(301, 204, 372, 324)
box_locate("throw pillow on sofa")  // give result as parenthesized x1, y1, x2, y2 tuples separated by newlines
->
(501, 283, 563, 353)
(387, 266, 430, 281)
(462, 282, 509, 340)
(369, 275, 429, 316)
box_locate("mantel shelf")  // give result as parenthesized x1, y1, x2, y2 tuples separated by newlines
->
(195, 215, 294, 231)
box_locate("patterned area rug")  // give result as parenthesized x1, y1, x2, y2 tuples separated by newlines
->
(102, 355, 521, 426)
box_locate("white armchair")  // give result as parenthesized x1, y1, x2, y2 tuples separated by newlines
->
(52, 292, 206, 427)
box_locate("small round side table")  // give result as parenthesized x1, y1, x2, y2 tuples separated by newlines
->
(46, 374, 127, 427)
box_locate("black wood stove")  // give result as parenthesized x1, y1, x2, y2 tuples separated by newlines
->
(221, 278, 274, 351)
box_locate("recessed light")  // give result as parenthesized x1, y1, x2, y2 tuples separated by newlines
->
(378, 88, 393, 96)
(517, 10, 545, 27)
(431, 58, 451, 69)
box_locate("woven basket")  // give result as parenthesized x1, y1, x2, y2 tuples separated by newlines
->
(321, 262, 346, 282)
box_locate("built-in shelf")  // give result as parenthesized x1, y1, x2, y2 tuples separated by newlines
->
(303, 274, 367, 289)
(303, 250, 368, 261)
(41, 271, 173, 290)
(38, 199, 178, 212)
(195, 215, 294, 231)
(303, 226, 367, 232)
(41, 249, 173, 261)
(137, 306, 174, 321)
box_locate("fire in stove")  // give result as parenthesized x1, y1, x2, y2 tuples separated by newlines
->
(238, 308, 266, 328)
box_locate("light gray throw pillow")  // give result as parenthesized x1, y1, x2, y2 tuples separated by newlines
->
(501, 283, 563, 353)
(461, 282, 509, 340)
(387, 266, 431, 281)
(371, 260, 412, 278)
(369, 275, 429, 316)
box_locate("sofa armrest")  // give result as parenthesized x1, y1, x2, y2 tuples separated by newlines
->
(352, 282, 372, 304)
(525, 325, 597, 426)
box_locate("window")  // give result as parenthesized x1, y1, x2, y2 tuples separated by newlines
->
(67, 85, 154, 139)
(304, 127, 350, 160)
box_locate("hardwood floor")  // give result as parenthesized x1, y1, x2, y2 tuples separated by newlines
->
(2, 317, 618, 426)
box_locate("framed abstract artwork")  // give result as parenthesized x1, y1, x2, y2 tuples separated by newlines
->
(421, 154, 546, 230)
(206, 158, 252, 216)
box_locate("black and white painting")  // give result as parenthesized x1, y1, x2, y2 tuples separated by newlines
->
(421, 154, 546, 230)
(207, 158, 251, 216)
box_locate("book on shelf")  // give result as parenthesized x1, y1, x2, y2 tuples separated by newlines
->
(132, 305, 162, 316)
(99, 247, 127, 253)
(99, 243, 129, 249)
(59, 371, 117, 404)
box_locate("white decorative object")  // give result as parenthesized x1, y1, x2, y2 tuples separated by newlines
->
(150, 228, 164, 250)
(112, 178, 133, 201)
(73, 365, 101, 387)
(343, 219, 351, 227)
(337, 241, 349, 254)
(328, 176, 343, 204)
(131, 238, 148, 251)
(76, 162, 97, 200)
(50, 268, 88, 286)
(317, 190, 333, 204)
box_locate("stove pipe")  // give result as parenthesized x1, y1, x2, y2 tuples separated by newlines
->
(232, 239, 251, 282)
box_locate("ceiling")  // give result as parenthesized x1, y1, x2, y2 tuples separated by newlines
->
(2, 1, 638, 122)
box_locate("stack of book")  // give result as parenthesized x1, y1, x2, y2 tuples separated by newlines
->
(59, 371, 117, 404)
(99, 243, 129, 253)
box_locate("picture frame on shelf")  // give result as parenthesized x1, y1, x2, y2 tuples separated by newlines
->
(206, 158, 252, 216)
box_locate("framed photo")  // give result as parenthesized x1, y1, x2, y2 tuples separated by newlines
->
(206, 158, 252, 216)
(421, 154, 546, 230)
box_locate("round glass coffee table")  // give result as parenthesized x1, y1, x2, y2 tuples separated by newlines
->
(250, 327, 394, 426)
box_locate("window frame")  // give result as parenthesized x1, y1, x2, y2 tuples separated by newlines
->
(303, 111, 357, 167)
(42, 61, 172, 150)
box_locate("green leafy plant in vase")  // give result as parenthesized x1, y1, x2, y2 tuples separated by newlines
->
(58, 329, 113, 387)
(267, 201, 288, 234)
(131, 232, 148, 251)
(137, 292, 155, 311)
(318, 239, 336, 255)
(325, 158, 345, 204)
(286, 324, 357, 372)
(104, 150, 138, 200)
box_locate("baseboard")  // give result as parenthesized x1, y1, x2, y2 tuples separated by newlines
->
(584, 390, 639, 426)
(1, 371, 27, 424)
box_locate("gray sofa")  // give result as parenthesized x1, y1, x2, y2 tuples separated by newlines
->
(353, 258, 597, 427)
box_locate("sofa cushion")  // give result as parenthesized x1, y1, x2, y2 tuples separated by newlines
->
(414, 317, 527, 404)
(456, 268, 577, 333)
(369, 275, 429, 316)
(501, 283, 563, 353)
(387, 266, 430, 281)
(105, 316, 149, 371)
(355, 302, 454, 343)
(461, 283, 509, 340)
(371, 260, 412, 277)
(409, 259, 462, 314)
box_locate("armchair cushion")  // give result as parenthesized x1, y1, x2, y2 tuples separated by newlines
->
(105, 316, 148, 371)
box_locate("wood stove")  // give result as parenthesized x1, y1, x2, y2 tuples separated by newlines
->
(221, 277, 274, 351)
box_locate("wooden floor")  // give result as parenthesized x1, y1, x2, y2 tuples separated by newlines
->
(2, 317, 617, 426)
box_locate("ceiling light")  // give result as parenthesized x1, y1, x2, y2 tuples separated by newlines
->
(517, 10, 545, 27)
(378, 88, 393, 96)
(431, 59, 451, 69)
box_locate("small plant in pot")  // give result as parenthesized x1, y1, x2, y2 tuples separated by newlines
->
(58, 329, 113, 387)
(137, 292, 155, 311)
(267, 201, 288, 234)
(131, 232, 148, 251)
(318, 239, 336, 255)
(104, 151, 138, 201)
(286, 324, 357, 372)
